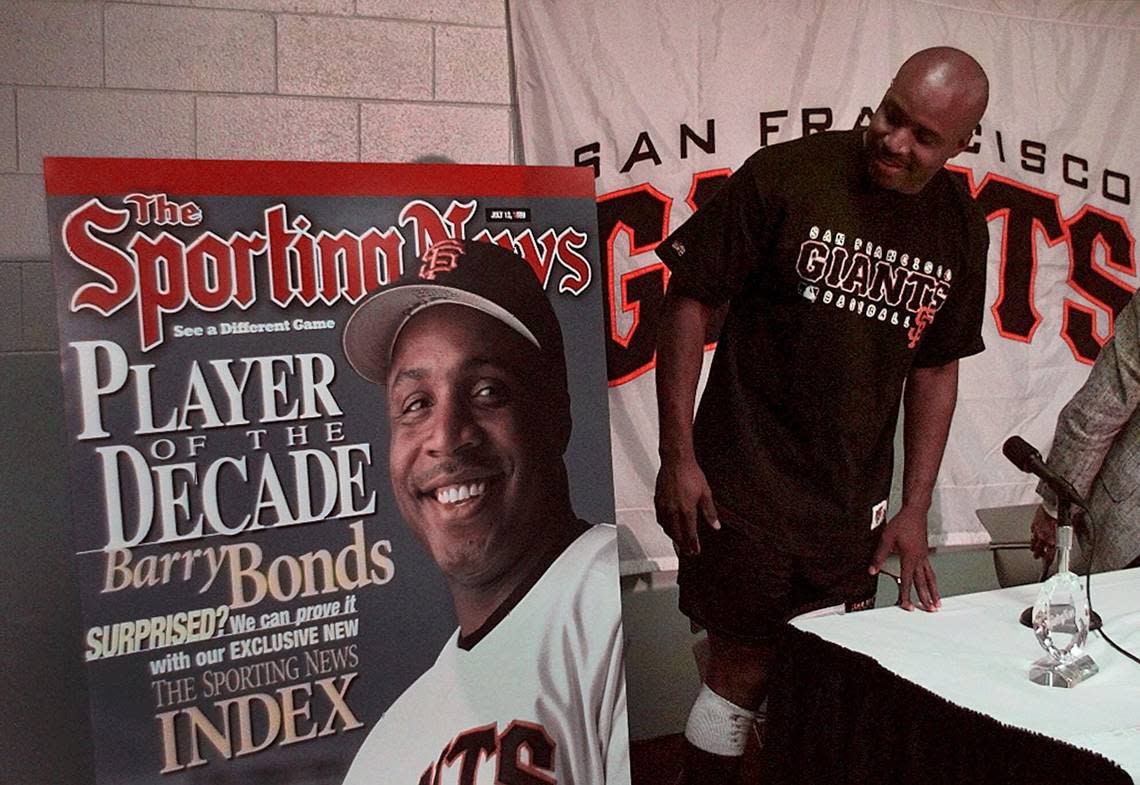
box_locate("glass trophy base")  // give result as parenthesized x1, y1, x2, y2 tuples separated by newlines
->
(1028, 653, 1099, 688)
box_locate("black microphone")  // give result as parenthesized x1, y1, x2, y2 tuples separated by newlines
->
(1002, 436, 1088, 510)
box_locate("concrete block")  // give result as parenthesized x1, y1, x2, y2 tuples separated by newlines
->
(0, 264, 21, 351)
(198, 95, 358, 161)
(0, 2, 102, 87)
(19, 89, 194, 173)
(435, 26, 510, 104)
(0, 175, 49, 261)
(278, 15, 431, 100)
(0, 90, 15, 172)
(360, 102, 510, 164)
(194, 0, 353, 13)
(106, 4, 274, 92)
(21, 262, 57, 350)
(356, 0, 505, 26)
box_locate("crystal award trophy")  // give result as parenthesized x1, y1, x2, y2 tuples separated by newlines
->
(1028, 522, 1098, 687)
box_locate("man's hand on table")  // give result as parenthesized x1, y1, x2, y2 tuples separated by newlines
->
(870, 506, 941, 612)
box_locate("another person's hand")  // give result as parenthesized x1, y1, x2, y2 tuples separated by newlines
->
(870, 506, 940, 612)
(1030, 505, 1058, 564)
(654, 456, 719, 556)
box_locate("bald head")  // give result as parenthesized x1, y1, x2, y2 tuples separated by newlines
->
(896, 47, 989, 139)
(864, 47, 989, 194)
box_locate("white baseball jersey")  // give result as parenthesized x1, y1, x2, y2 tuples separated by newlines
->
(342, 524, 630, 785)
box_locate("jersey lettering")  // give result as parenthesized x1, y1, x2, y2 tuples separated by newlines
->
(497, 722, 557, 785)
(794, 230, 950, 346)
(416, 721, 557, 785)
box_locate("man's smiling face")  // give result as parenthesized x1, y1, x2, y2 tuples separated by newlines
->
(385, 304, 560, 589)
(864, 56, 981, 194)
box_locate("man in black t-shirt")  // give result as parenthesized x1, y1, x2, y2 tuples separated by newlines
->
(654, 47, 990, 783)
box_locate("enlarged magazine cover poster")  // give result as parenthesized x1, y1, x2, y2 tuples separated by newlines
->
(43, 158, 629, 785)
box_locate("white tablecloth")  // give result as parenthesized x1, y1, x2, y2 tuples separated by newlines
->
(793, 567, 1140, 780)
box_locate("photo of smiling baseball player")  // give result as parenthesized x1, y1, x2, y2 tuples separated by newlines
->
(340, 238, 630, 785)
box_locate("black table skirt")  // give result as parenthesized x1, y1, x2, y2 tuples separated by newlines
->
(759, 626, 1132, 785)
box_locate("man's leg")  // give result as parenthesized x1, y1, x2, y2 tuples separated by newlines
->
(675, 523, 792, 785)
(681, 633, 775, 785)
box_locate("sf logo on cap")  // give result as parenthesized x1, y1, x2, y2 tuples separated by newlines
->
(419, 238, 465, 280)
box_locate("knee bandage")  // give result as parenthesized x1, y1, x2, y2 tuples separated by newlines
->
(684, 685, 759, 756)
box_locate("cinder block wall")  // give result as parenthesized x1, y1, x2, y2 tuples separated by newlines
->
(0, 3, 512, 783)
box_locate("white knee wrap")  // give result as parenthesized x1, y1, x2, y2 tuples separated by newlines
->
(683, 685, 758, 756)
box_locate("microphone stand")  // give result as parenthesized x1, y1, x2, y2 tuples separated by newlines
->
(1017, 499, 1102, 631)
(1025, 497, 1099, 687)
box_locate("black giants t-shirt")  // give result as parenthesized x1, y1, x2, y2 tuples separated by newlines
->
(656, 129, 988, 554)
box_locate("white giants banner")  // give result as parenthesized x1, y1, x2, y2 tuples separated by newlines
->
(511, 0, 1140, 573)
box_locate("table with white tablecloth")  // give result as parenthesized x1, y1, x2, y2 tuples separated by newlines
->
(760, 568, 1140, 784)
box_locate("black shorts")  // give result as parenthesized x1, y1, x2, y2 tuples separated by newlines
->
(678, 520, 881, 644)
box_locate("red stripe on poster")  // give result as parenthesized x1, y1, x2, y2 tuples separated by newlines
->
(43, 158, 596, 198)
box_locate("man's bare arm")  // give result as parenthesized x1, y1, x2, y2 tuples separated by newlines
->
(655, 289, 719, 556)
(870, 359, 959, 610)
